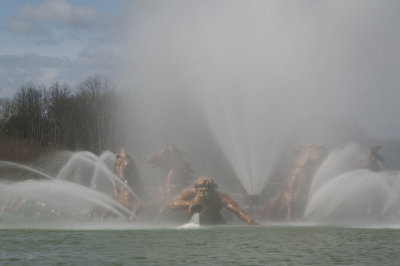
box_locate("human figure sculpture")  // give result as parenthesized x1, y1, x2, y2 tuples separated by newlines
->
(262, 144, 328, 221)
(148, 144, 195, 221)
(88, 147, 143, 220)
(169, 177, 258, 225)
(359, 146, 384, 172)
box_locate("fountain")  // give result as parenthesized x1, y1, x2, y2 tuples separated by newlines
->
(1, 0, 400, 230)
(178, 213, 201, 229)
(304, 144, 400, 225)
(304, 169, 400, 224)
(308, 144, 367, 198)
(201, 87, 293, 197)
(0, 151, 144, 228)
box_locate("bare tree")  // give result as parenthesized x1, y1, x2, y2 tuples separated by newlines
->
(0, 75, 125, 156)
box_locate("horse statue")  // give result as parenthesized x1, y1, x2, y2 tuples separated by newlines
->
(147, 144, 195, 222)
(88, 147, 144, 220)
(1, 178, 62, 218)
(359, 145, 384, 216)
(359, 146, 384, 172)
(261, 144, 328, 221)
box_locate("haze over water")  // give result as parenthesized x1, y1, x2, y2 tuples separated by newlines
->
(121, 1, 400, 194)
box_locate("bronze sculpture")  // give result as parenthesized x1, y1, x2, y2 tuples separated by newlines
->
(262, 144, 328, 221)
(359, 146, 384, 172)
(359, 145, 384, 216)
(88, 147, 143, 220)
(169, 177, 258, 225)
(148, 144, 195, 221)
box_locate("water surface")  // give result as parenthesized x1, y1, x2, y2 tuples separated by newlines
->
(1, 225, 400, 265)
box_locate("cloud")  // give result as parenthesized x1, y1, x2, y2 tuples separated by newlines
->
(0, 52, 122, 97)
(0, 1, 127, 96)
(6, 0, 102, 43)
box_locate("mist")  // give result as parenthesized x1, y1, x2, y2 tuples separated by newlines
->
(119, 1, 400, 195)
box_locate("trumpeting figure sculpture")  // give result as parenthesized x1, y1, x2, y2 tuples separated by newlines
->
(169, 177, 258, 225)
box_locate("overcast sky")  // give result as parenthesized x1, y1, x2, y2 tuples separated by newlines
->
(1, 0, 400, 142)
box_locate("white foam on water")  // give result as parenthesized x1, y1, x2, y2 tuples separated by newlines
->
(177, 213, 201, 229)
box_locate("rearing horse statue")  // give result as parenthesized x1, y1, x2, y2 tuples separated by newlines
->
(359, 146, 384, 172)
(359, 145, 384, 216)
(148, 144, 195, 222)
(88, 147, 144, 220)
(261, 144, 328, 221)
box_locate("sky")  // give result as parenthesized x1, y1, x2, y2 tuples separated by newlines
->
(1, 0, 400, 144)
(0, 0, 127, 97)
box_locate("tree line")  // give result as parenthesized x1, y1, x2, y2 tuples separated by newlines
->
(0, 75, 128, 154)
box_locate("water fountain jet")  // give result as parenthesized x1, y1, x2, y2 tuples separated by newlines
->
(0, 150, 144, 228)
(304, 144, 400, 226)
